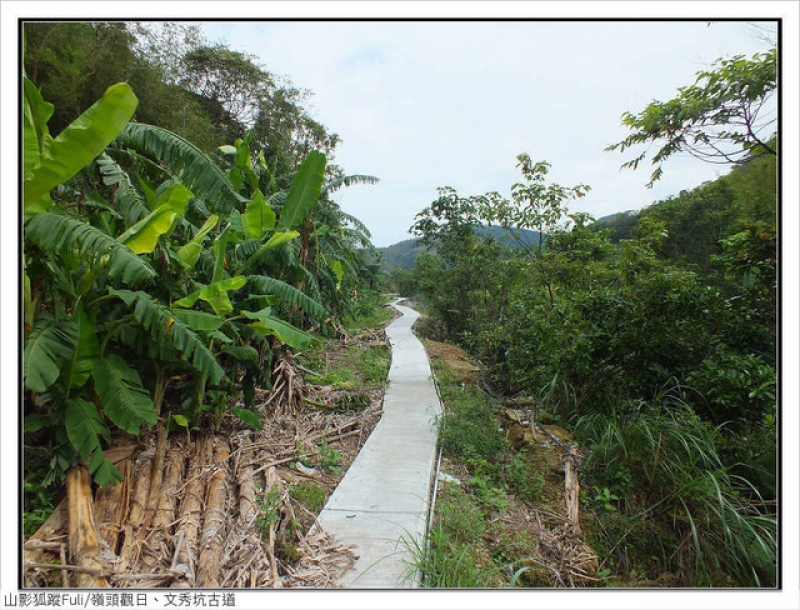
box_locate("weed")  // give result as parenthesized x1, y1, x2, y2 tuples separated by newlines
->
(344, 291, 393, 334)
(463, 451, 507, 513)
(23, 453, 59, 537)
(255, 488, 283, 538)
(357, 345, 391, 383)
(576, 393, 777, 586)
(289, 482, 327, 513)
(504, 451, 545, 503)
(306, 365, 355, 389)
(593, 487, 620, 513)
(435, 485, 486, 542)
(317, 440, 343, 474)
(437, 382, 509, 463)
(406, 526, 501, 588)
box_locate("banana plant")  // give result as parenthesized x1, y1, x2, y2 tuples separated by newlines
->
(24, 74, 350, 486)
(23, 79, 164, 485)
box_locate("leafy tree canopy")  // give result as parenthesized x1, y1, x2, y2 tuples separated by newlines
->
(606, 48, 777, 187)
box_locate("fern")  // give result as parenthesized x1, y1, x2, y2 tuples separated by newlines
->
(246, 274, 327, 320)
(117, 123, 245, 214)
(26, 212, 156, 285)
(109, 289, 225, 385)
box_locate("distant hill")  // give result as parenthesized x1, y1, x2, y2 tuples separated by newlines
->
(379, 238, 429, 271)
(593, 210, 639, 242)
(379, 225, 540, 270)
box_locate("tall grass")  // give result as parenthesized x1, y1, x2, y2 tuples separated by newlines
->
(405, 526, 501, 588)
(575, 387, 776, 586)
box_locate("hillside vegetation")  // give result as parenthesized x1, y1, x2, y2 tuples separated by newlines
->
(380, 225, 540, 271)
(395, 49, 777, 587)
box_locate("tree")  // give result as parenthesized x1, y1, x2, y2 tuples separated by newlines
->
(182, 45, 272, 130)
(606, 48, 777, 187)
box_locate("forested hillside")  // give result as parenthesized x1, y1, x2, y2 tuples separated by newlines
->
(395, 48, 778, 587)
(380, 225, 540, 271)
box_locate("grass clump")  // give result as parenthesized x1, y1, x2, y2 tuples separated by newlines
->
(575, 389, 777, 587)
(343, 290, 394, 334)
(436, 360, 509, 464)
(289, 481, 326, 513)
(358, 344, 391, 383)
(305, 365, 355, 390)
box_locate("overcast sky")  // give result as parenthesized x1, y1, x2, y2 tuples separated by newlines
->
(199, 19, 777, 247)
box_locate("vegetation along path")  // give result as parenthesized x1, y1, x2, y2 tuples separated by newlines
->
(317, 299, 442, 587)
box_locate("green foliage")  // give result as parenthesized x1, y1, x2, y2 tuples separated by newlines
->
(26, 212, 156, 285)
(407, 526, 500, 588)
(357, 345, 391, 384)
(434, 484, 487, 542)
(305, 364, 355, 389)
(686, 346, 775, 425)
(576, 393, 776, 586)
(464, 452, 508, 513)
(342, 290, 393, 334)
(317, 440, 343, 474)
(91, 354, 158, 434)
(408, 146, 776, 586)
(606, 49, 777, 187)
(504, 451, 545, 503)
(437, 379, 509, 463)
(277, 150, 327, 230)
(22, 51, 376, 493)
(116, 123, 245, 214)
(246, 275, 326, 320)
(255, 487, 284, 536)
(289, 482, 326, 513)
(112, 289, 226, 384)
(23, 316, 78, 393)
(24, 79, 138, 212)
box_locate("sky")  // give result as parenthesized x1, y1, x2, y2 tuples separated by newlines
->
(197, 18, 778, 247)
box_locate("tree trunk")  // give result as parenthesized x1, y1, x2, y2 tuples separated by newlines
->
(67, 465, 108, 588)
(94, 458, 132, 554)
(197, 438, 230, 587)
(172, 434, 213, 586)
(564, 455, 581, 535)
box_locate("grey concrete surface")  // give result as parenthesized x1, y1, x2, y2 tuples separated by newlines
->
(316, 299, 442, 588)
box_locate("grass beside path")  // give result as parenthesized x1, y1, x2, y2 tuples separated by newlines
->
(412, 336, 601, 588)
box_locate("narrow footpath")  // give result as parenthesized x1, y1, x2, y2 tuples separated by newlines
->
(316, 299, 442, 588)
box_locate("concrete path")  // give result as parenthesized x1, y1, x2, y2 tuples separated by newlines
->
(316, 299, 442, 588)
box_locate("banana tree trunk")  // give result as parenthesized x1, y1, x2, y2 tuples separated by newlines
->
(67, 465, 108, 587)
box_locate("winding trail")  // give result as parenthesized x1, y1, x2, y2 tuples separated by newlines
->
(316, 299, 442, 588)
